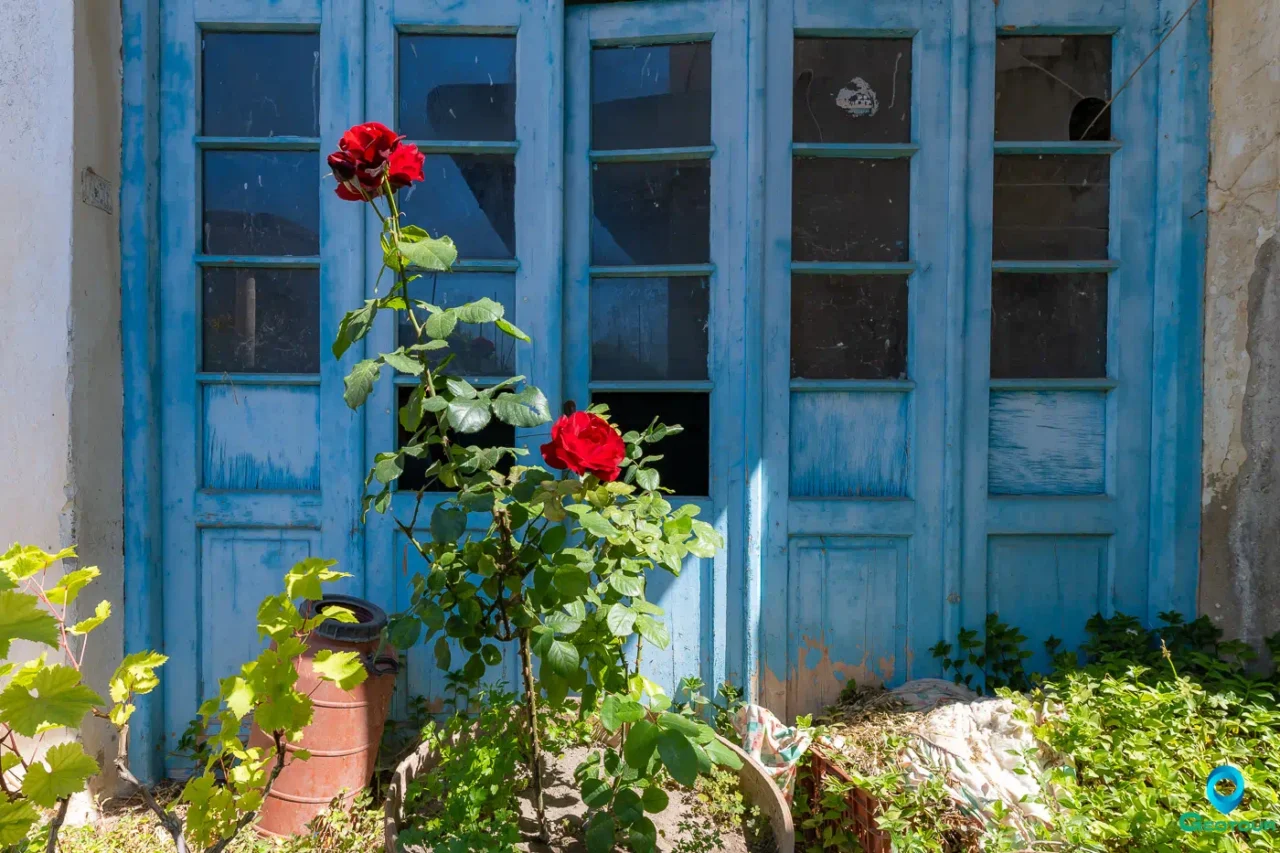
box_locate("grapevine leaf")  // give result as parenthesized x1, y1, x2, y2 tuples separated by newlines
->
(313, 650, 369, 691)
(69, 600, 111, 636)
(0, 665, 104, 736)
(21, 742, 100, 808)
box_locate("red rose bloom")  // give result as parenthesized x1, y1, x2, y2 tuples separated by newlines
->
(541, 412, 627, 482)
(327, 121, 422, 201)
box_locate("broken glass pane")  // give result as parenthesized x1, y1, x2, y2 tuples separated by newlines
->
(793, 38, 912, 144)
(591, 160, 710, 265)
(397, 154, 516, 260)
(993, 155, 1109, 260)
(397, 272, 517, 377)
(995, 36, 1112, 141)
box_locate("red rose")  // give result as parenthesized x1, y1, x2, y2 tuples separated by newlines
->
(386, 143, 425, 190)
(541, 412, 627, 482)
(327, 121, 422, 201)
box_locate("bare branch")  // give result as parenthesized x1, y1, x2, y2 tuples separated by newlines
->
(44, 797, 69, 853)
(113, 725, 189, 853)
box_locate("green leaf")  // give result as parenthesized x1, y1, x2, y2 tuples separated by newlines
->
(387, 614, 421, 650)
(634, 615, 671, 650)
(381, 349, 424, 376)
(69, 600, 111, 636)
(577, 511, 618, 539)
(21, 741, 99, 807)
(656, 729, 698, 787)
(628, 815, 658, 853)
(0, 799, 39, 846)
(313, 650, 369, 691)
(600, 694, 623, 733)
(624, 720, 659, 769)
(343, 359, 382, 410)
(332, 299, 378, 358)
(430, 505, 468, 543)
(581, 777, 613, 809)
(222, 676, 255, 719)
(540, 524, 567, 554)
(609, 572, 645, 597)
(454, 297, 504, 324)
(448, 396, 493, 433)
(0, 590, 60, 656)
(285, 557, 345, 601)
(398, 234, 458, 272)
(109, 650, 167, 703)
(373, 453, 404, 485)
(495, 318, 531, 342)
(704, 736, 744, 770)
(46, 566, 100, 606)
(480, 644, 503, 666)
(606, 603, 637, 637)
(584, 813, 615, 853)
(542, 639, 580, 678)
(658, 712, 707, 739)
(433, 636, 451, 671)
(614, 788, 644, 825)
(641, 785, 669, 813)
(0, 665, 105, 736)
(492, 387, 552, 428)
(424, 309, 458, 340)
(635, 468, 660, 492)
(542, 611, 582, 635)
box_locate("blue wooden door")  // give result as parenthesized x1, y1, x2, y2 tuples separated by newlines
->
(564, 0, 750, 694)
(361, 0, 564, 711)
(157, 0, 367, 768)
(756, 0, 1184, 716)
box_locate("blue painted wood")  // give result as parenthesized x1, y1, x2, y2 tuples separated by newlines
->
(791, 143, 919, 159)
(121, 0, 164, 784)
(158, 0, 203, 769)
(194, 492, 323, 528)
(988, 391, 1106, 496)
(203, 385, 321, 490)
(199, 529, 319, 718)
(194, 0, 320, 24)
(1147, 0, 1209, 623)
(987, 536, 1109, 673)
(786, 537, 909, 709)
(589, 146, 717, 163)
(789, 391, 911, 498)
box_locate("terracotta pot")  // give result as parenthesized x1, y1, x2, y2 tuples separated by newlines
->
(250, 595, 399, 837)
(383, 730, 795, 853)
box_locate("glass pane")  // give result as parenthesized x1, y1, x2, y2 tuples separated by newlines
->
(203, 151, 320, 256)
(397, 387, 516, 492)
(202, 32, 320, 137)
(793, 38, 912, 144)
(792, 158, 910, 262)
(591, 43, 712, 150)
(592, 161, 710, 266)
(591, 278, 709, 380)
(991, 273, 1108, 378)
(398, 154, 515, 260)
(398, 35, 516, 142)
(592, 393, 709, 496)
(993, 155, 1109, 260)
(790, 275, 908, 380)
(995, 36, 1112, 142)
(397, 272, 517, 377)
(202, 268, 319, 373)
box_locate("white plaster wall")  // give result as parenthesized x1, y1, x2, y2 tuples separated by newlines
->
(0, 0, 125, 799)
(0, 0, 76, 553)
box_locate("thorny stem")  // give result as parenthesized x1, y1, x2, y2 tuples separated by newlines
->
(518, 629, 548, 842)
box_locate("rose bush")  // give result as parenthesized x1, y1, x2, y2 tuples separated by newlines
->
(329, 118, 738, 851)
(541, 410, 627, 482)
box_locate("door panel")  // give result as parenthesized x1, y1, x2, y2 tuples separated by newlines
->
(159, 0, 364, 772)
(564, 0, 750, 697)
(363, 0, 564, 711)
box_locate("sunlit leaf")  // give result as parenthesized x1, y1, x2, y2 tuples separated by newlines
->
(21, 741, 99, 807)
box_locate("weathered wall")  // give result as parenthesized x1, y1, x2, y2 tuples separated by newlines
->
(71, 0, 126, 792)
(0, 0, 125, 799)
(1200, 0, 1280, 658)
